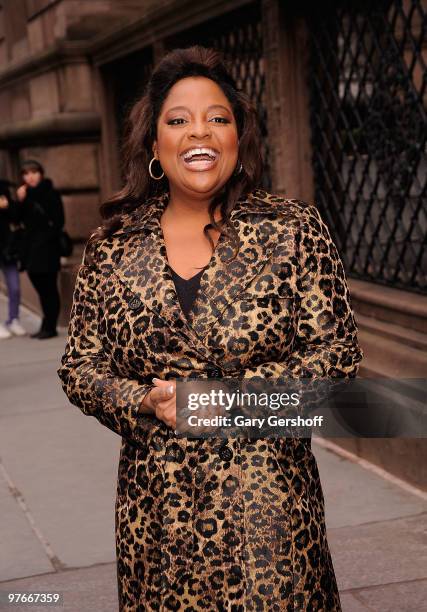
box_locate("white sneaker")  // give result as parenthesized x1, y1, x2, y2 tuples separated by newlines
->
(0, 323, 12, 339)
(8, 319, 26, 336)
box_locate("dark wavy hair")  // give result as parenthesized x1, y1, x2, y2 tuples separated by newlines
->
(88, 45, 263, 258)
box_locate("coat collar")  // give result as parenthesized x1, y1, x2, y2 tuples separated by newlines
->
(110, 189, 285, 359)
(113, 189, 284, 236)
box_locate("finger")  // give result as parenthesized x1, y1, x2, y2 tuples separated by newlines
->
(166, 419, 177, 429)
(158, 401, 176, 417)
(152, 377, 175, 388)
(158, 404, 176, 427)
(151, 384, 175, 403)
(168, 415, 177, 429)
(159, 409, 176, 428)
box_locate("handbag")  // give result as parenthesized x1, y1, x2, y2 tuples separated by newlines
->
(31, 200, 73, 258)
(59, 230, 73, 257)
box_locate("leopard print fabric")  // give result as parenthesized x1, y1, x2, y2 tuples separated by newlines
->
(58, 189, 363, 611)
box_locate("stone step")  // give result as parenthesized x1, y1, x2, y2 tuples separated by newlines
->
(358, 328, 427, 379)
(356, 312, 427, 352)
(337, 308, 427, 489)
(349, 278, 427, 334)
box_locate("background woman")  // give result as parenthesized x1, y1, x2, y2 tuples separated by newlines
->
(0, 179, 26, 339)
(58, 46, 363, 611)
(17, 160, 64, 339)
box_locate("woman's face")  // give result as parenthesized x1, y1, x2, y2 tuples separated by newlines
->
(22, 170, 42, 188)
(153, 76, 239, 200)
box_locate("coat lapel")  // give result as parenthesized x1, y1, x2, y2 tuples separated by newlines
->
(188, 213, 278, 340)
(112, 190, 282, 353)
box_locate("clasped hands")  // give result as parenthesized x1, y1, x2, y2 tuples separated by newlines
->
(141, 377, 229, 435)
(141, 378, 176, 429)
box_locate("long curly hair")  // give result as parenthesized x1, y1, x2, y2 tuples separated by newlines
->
(88, 45, 263, 258)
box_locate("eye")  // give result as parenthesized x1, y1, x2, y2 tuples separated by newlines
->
(209, 116, 230, 124)
(167, 118, 187, 125)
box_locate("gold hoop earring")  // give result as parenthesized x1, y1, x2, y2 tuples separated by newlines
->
(149, 157, 165, 180)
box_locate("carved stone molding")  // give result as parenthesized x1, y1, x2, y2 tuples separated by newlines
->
(0, 111, 100, 146)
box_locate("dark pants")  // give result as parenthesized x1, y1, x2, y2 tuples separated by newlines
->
(28, 271, 60, 332)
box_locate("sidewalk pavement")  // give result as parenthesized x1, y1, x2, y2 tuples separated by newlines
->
(0, 294, 426, 612)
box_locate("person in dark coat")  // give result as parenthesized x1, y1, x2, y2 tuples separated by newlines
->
(0, 179, 26, 339)
(17, 160, 65, 339)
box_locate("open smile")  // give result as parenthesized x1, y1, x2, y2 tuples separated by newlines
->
(180, 146, 220, 172)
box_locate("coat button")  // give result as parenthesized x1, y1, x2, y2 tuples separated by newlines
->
(206, 365, 222, 378)
(128, 296, 142, 310)
(218, 445, 233, 462)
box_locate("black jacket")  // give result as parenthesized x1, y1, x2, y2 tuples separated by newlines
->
(0, 180, 21, 266)
(20, 178, 65, 274)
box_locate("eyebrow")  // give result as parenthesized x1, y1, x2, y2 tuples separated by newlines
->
(164, 104, 232, 114)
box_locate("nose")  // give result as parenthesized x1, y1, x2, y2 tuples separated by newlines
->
(189, 117, 211, 140)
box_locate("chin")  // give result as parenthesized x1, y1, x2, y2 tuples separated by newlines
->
(183, 174, 231, 196)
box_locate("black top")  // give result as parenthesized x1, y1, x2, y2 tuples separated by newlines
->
(0, 182, 21, 265)
(170, 266, 206, 319)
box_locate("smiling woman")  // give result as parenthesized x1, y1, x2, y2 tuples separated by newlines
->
(153, 76, 240, 278)
(154, 81, 238, 193)
(58, 45, 363, 611)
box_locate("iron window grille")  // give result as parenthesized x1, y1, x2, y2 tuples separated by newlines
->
(308, 0, 426, 293)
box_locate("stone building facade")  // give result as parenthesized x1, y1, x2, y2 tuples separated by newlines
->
(0, 0, 425, 486)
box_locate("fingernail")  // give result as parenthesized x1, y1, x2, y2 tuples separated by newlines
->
(167, 385, 174, 394)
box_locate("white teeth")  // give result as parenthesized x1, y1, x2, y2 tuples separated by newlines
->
(182, 147, 218, 161)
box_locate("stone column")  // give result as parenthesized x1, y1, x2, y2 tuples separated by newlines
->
(262, 0, 314, 203)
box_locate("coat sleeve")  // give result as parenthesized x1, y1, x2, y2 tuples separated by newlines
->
(48, 189, 65, 233)
(6, 199, 21, 223)
(57, 241, 155, 442)
(237, 204, 363, 386)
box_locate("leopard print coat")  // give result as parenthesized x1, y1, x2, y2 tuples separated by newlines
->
(58, 189, 364, 611)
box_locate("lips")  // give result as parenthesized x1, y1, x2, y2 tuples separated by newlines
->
(180, 146, 220, 171)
